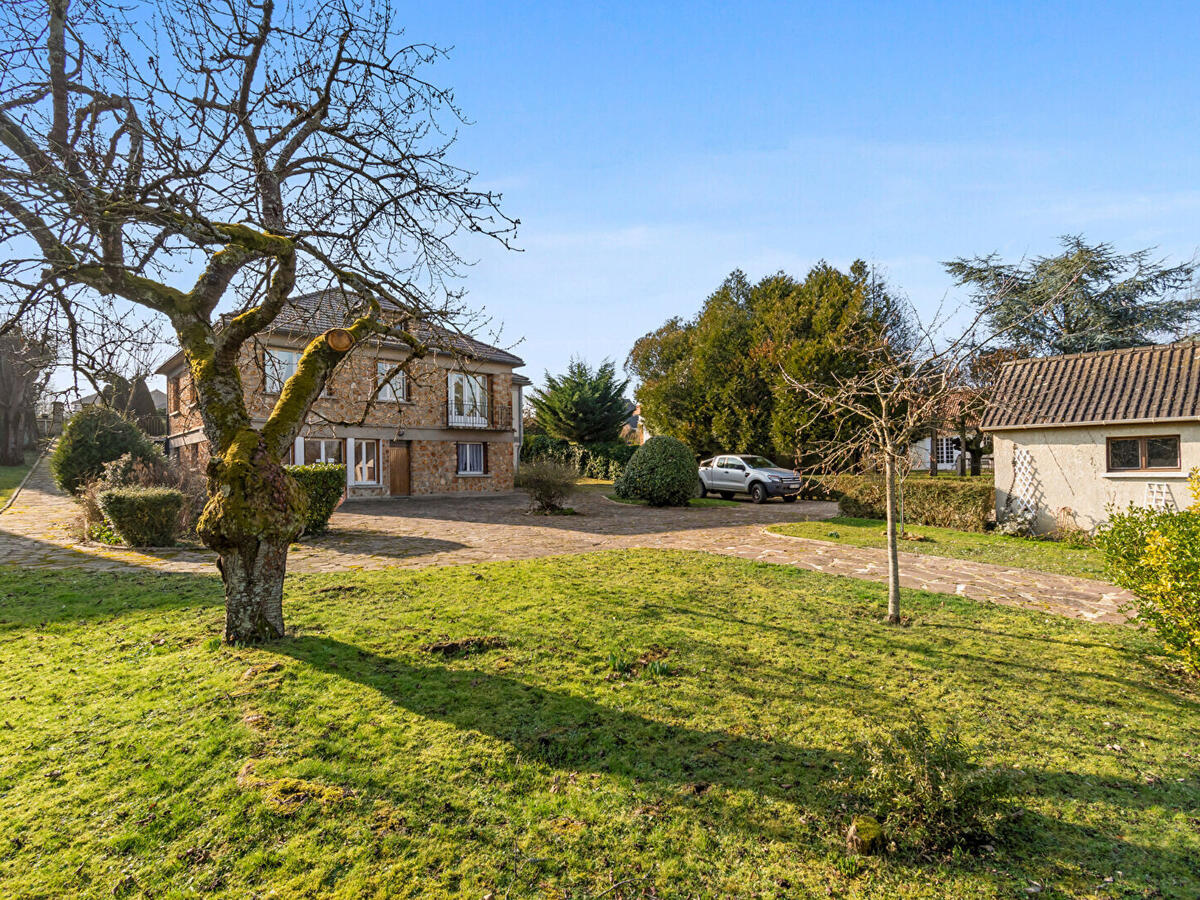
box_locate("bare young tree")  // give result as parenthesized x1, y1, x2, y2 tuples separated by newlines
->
(784, 287, 1029, 625)
(0, 0, 516, 641)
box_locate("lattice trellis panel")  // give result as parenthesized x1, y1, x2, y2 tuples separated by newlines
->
(1012, 448, 1037, 516)
(1145, 482, 1176, 511)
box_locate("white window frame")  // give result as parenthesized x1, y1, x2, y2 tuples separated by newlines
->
(353, 438, 380, 484)
(457, 442, 485, 476)
(449, 372, 489, 426)
(264, 348, 299, 394)
(377, 362, 407, 403)
(934, 436, 957, 466)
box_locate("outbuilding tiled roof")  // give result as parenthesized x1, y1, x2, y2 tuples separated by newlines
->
(982, 342, 1200, 430)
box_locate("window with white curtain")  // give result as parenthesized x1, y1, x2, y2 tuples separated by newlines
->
(448, 372, 488, 425)
(264, 349, 299, 393)
(353, 439, 379, 484)
(377, 362, 407, 402)
(457, 442, 485, 475)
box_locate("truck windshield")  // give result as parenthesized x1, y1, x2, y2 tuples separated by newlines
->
(739, 456, 778, 469)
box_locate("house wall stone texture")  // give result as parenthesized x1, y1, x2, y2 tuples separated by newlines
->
(163, 337, 520, 497)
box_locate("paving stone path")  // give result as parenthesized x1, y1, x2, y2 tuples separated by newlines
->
(0, 453, 1131, 623)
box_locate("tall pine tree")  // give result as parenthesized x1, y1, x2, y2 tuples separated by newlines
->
(530, 358, 631, 444)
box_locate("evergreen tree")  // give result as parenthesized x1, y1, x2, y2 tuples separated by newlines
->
(530, 358, 631, 444)
(946, 236, 1199, 356)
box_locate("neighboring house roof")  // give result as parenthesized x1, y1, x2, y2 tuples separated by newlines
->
(982, 342, 1200, 430)
(511, 373, 533, 387)
(156, 289, 525, 374)
(78, 388, 168, 410)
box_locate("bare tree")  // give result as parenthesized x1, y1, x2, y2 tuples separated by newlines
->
(785, 288, 1030, 625)
(0, 0, 516, 641)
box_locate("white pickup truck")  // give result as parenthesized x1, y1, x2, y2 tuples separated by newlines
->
(697, 454, 802, 504)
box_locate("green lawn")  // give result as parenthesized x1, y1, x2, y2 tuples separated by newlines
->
(0, 458, 33, 507)
(769, 517, 1108, 580)
(1, 551, 1197, 898)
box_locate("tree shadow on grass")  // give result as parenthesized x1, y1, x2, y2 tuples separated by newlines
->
(269, 636, 1200, 891)
(271, 635, 845, 807)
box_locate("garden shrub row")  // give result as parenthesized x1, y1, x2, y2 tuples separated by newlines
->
(834, 475, 995, 532)
(520, 435, 635, 480)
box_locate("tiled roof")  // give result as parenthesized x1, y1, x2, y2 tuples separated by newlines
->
(268, 289, 524, 367)
(982, 342, 1200, 430)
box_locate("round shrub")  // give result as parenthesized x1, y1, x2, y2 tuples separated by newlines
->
(613, 435, 696, 507)
(285, 463, 346, 534)
(51, 405, 162, 495)
(97, 486, 184, 547)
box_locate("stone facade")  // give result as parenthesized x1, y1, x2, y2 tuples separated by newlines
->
(161, 335, 522, 498)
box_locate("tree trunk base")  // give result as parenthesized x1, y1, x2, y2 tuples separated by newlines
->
(219, 539, 289, 643)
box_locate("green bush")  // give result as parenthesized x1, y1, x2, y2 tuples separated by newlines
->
(1096, 484, 1200, 673)
(515, 458, 577, 512)
(613, 435, 696, 507)
(97, 486, 184, 547)
(845, 715, 1010, 852)
(835, 476, 994, 531)
(51, 405, 163, 495)
(520, 436, 635, 481)
(285, 463, 345, 535)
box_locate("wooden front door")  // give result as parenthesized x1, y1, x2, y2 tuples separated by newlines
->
(388, 442, 410, 496)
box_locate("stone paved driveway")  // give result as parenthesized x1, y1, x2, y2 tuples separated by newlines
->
(0, 453, 1131, 623)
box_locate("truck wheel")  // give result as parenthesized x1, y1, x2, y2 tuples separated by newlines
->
(719, 491, 735, 500)
(750, 483, 767, 504)
(697, 479, 708, 498)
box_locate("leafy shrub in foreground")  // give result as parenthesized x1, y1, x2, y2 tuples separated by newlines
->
(613, 435, 695, 507)
(835, 476, 994, 531)
(845, 715, 1010, 852)
(97, 486, 184, 547)
(51, 405, 163, 495)
(515, 458, 577, 512)
(1097, 478, 1200, 673)
(285, 463, 345, 534)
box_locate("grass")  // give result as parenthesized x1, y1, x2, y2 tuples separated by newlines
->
(769, 517, 1108, 580)
(1, 551, 1198, 898)
(0, 457, 34, 507)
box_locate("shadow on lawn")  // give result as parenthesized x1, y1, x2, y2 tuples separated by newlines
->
(273, 636, 845, 807)
(271, 636, 1200, 889)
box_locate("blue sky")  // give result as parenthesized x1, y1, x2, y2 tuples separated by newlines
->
(395, 1, 1200, 393)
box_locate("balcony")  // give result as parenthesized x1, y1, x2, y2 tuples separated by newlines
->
(447, 400, 514, 430)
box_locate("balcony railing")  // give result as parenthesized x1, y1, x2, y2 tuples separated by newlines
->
(447, 401, 514, 430)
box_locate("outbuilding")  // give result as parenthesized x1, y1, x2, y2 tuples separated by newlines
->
(983, 342, 1199, 533)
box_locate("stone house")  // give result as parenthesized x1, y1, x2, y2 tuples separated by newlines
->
(983, 342, 1199, 533)
(157, 290, 529, 498)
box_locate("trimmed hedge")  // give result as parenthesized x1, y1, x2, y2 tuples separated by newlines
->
(613, 435, 696, 507)
(285, 463, 346, 534)
(97, 486, 184, 547)
(51, 405, 163, 495)
(835, 476, 994, 532)
(520, 436, 635, 480)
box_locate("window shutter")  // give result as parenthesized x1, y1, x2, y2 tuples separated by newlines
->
(455, 441, 461, 474)
(483, 442, 490, 474)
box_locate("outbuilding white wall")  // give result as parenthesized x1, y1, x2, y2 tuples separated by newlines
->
(992, 421, 1200, 533)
